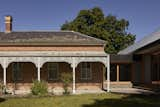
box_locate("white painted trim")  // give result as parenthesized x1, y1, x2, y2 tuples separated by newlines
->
(3, 67, 6, 86)
(0, 51, 108, 57)
(107, 55, 110, 92)
(3, 59, 7, 86)
(0, 54, 109, 92)
(72, 57, 76, 94)
(37, 57, 41, 81)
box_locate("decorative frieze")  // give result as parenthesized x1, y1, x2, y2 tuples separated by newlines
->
(0, 56, 108, 68)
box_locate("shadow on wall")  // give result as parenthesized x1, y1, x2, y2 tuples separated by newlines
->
(82, 94, 160, 107)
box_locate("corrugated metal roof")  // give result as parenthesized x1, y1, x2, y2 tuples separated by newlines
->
(118, 30, 160, 55)
(0, 51, 108, 57)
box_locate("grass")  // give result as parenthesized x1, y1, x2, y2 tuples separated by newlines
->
(0, 93, 159, 107)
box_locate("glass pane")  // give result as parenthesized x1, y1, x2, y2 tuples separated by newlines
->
(48, 63, 58, 80)
(151, 55, 160, 81)
(81, 63, 91, 80)
(110, 64, 117, 81)
(13, 63, 22, 81)
(119, 64, 131, 81)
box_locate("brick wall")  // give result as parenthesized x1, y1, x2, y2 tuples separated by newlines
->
(0, 62, 104, 91)
(0, 45, 104, 51)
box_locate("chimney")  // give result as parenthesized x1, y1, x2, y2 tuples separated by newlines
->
(5, 16, 12, 33)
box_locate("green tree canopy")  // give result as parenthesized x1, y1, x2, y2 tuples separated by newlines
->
(61, 7, 136, 54)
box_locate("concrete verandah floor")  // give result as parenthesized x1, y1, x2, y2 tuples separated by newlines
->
(111, 88, 156, 95)
(77, 88, 156, 95)
(3, 87, 156, 96)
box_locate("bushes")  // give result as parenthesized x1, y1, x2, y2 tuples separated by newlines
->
(31, 80, 48, 96)
(60, 72, 72, 95)
(31, 72, 73, 95)
(0, 80, 5, 95)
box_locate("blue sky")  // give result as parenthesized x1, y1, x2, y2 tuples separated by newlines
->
(0, 0, 160, 41)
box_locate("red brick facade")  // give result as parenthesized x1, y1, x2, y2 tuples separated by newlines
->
(0, 61, 104, 91)
(0, 16, 107, 93)
(0, 45, 104, 51)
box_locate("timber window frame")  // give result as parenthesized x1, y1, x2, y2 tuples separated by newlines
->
(12, 62, 23, 81)
(47, 62, 59, 80)
(80, 62, 92, 80)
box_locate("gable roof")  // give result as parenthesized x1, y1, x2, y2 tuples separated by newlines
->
(0, 31, 106, 46)
(118, 29, 160, 55)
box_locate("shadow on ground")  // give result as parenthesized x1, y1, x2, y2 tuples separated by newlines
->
(83, 94, 160, 107)
(0, 98, 5, 103)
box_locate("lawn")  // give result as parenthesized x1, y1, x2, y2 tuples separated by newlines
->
(0, 93, 159, 107)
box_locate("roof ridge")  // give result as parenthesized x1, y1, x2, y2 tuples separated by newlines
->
(0, 30, 74, 33)
(118, 29, 160, 54)
(135, 29, 160, 44)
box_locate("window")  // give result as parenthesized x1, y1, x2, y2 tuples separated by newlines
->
(48, 63, 59, 80)
(151, 55, 160, 81)
(12, 62, 22, 81)
(80, 62, 92, 80)
(110, 64, 117, 81)
(119, 64, 131, 81)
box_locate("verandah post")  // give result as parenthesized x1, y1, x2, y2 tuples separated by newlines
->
(3, 59, 7, 86)
(37, 57, 41, 81)
(3, 66, 6, 86)
(72, 57, 76, 94)
(107, 55, 110, 92)
(37, 67, 40, 81)
(116, 64, 120, 82)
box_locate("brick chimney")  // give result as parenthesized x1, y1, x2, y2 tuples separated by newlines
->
(5, 16, 12, 33)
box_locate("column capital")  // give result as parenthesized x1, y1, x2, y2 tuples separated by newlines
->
(71, 57, 78, 68)
(1, 58, 8, 69)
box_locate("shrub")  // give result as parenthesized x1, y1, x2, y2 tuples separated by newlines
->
(0, 80, 5, 95)
(60, 72, 72, 95)
(31, 80, 48, 96)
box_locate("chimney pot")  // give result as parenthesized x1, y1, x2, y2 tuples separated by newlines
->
(5, 16, 12, 33)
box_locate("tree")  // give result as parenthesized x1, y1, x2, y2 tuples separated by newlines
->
(61, 7, 136, 54)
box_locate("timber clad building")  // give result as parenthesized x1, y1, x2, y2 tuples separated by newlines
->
(0, 16, 159, 94)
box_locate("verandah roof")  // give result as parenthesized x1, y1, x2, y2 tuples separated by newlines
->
(0, 51, 108, 57)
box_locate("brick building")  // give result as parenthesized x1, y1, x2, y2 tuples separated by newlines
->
(0, 16, 110, 94)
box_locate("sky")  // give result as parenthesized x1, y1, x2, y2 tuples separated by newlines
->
(0, 0, 160, 41)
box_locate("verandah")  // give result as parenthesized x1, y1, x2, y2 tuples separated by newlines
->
(0, 51, 110, 93)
